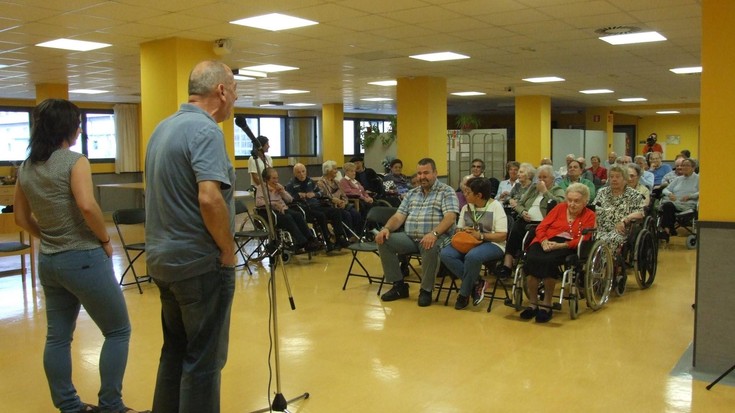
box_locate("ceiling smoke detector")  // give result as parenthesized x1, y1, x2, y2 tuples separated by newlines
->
(594, 26, 641, 35)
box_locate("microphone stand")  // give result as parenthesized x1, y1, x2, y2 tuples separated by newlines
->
(236, 117, 309, 412)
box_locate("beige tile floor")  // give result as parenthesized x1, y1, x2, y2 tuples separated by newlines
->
(1, 227, 734, 412)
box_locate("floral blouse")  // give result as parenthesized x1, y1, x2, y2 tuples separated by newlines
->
(593, 186, 644, 250)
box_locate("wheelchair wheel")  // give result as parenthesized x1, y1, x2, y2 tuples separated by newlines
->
(281, 251, 291, 264)
(584, 239, 613, 310)
(634, 229, 657, 289)
(686, 234, 697, 249)
(238, 214, 271, 262)
(569, 293, 579, 319)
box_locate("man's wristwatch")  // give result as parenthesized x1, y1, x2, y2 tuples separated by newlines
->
(431, 231, 439, 237)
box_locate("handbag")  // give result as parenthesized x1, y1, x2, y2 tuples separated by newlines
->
(451, 231, 482, 254)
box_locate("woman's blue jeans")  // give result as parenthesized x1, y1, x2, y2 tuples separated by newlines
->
(440, 242, 504, 297)
(39, 248, 131, 413)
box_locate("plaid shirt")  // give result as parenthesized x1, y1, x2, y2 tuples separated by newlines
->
(398, 179, 459, 239)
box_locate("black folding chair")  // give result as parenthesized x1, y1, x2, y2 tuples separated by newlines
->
(342, 206, 396, 291)
(113, 208, 150, 294)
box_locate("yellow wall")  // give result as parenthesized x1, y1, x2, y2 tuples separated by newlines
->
(637, 115, 699, 159)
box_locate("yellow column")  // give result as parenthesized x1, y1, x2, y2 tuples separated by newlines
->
(140, 38, 223, 165)
(396, 76, 447, 174)
(515, 95, 550, 164)
(322, 103, 344, 163)
(700, 0, 734, 222)
(35, 83, 68, 103)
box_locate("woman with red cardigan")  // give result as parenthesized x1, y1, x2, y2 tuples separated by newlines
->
(519, 183, 596, 323)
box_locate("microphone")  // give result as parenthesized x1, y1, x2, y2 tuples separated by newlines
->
(234, 115, 262, 150)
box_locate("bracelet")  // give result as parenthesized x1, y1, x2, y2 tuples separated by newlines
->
(101, 238, 111, 244)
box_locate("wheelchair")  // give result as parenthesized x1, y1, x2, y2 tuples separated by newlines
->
(611, 217, 658, 295)
(234, 200, 271, 271)
(505, 226, 614, 320)
(255, 203, 320, 263)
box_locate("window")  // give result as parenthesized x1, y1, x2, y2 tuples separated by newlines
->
(70, 110, 116, 160)
(343, 117, 392, 156)
(0, 108, 31, 162)
(234, 115, 318, 158)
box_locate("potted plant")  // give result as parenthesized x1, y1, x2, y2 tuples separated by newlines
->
(455, 113, 481, 131)
(360, 115, 397, 149)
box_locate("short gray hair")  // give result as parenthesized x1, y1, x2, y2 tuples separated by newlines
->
(608, 164, 629, 182)
(537, 164, 554, 178)
(322, 160, 338, 175)
(188, 60, 233, 96)
(519, 162, 536, 181)
(566, 182, 590, 202)
(343, 162, 356, 173)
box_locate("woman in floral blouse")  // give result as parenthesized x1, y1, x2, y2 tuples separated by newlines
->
(593, 164, 644, 252)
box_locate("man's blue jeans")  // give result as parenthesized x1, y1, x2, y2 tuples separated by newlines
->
(440, 242, 504, 297)
(152, 266, 236, 413)
(39, 248, 131, 413)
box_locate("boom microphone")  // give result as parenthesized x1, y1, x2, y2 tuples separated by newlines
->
(234, 115, 257, 143)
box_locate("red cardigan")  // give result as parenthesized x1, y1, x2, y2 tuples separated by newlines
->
(531, 203, 596, 249)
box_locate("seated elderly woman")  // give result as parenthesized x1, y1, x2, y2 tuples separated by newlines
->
(339, 161, 374, 220)
(520, 183, 596, 323)
(593, 165, 645, 253)
(504, 162, 535, 208)
(317, 160, 363, 237)
(382, 158, 413, 197)
(440, 177, 508, 310)
(626, 163, 651, 210)
(256, 168, 323, 252)
(558, 159, 596, 202)
(496, 164, 565, 278)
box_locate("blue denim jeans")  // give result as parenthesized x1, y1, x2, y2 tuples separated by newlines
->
(440, 242, 504, 297)
(39, 248, 131, 413)
(152, 266, 236, 413)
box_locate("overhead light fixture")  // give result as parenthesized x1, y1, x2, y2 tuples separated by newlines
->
(272, 89, 309, 94)
(288, 103, 315, 107)
(670, 66, 702, 74)
(36, 38, 111, 51)
(230, 13, 318, 31)
(0, 64, 8, 69)
(361, 98, 393, 102)
(580, 89, 614, 94)
(451, 91, 486, 96)
(409, 52, 469, 62)
(233, 75, 255, 81)
(69, 89, 109, 94)
(259, 103, 277, 107)
(523, 76, 565, 83)
(618, 97, 647, 102)
(243, 64, 298, 73)
(656, 110, 680, 114)
(234, 68, 267, 78)
(368, 80, 397, 86)
(599, 31, 666, 45)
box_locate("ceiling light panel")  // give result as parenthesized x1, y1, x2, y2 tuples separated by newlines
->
(523, 76, 565, 83)
(451, 91, 486, 96)
(599, 31, 666, 45)
(361, 98, 393, 102)
(618, 97, 647, 102)
(36, 38, 111, 51)
(69, 89, 109, 94)
(369, 80, 397, 86)
(670, 66, 702, 74)
(230, 13, 318, 31)
(580, 89, 614, 94)
(656, 111, 680, 114)
(409, 52, 469, 62)
(272, 89, 309, 94)
(243, 64, 299, 73)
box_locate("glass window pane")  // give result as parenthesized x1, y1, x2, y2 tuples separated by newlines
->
(286, 117, 316, 156)
(234, 117, 258, 157)
(343, 120, 354, 155)
(0, 110, 31, 161)
(260, 117, 283, 157)
(86, 113, 116, 159)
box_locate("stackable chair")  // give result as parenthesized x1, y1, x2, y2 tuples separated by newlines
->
(113, 208, 150, 294)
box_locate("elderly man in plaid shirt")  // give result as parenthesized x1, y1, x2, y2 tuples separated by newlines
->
(375, 158, 459, 307)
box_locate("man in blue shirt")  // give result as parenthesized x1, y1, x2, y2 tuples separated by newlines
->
(375, 158, 459, 307)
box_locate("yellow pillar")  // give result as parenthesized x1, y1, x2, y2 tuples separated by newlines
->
(396, 76, 447, 175)
(140, 38, 224, 165)
(700, 1, 734, 222)
(35, 83, 68, 103)
(322, 103, 344, 163)
(515, 96, 550, 164)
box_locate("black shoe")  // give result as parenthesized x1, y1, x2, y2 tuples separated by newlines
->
(326, 243, 337, 253)
(658, 230, 670, 243)
(472, 279, 487, 306)
(418, 289, 433, 307)
(454, 294, 469, 310)
(495, 265, 512, 279)
(337, 236, 351, 248)
(381, 283, 409, 301)
(520, 306, 538, 320)
(305, 239, 323, 252)
(75, 403, 99, 413)
(535, 309, 553, 323)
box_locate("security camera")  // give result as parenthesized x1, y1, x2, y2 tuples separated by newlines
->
(213, 39, 232, 56)
(504, 86, 514, 93)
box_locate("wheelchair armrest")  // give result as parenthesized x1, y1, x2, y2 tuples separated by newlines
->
(581, 227, 597, 235)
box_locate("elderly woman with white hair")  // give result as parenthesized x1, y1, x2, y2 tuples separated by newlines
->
(593, 164, 644, 253)
(505, 162, 535, 207)
(318, 160, 363, 236)
(520, 183, 596, 323)
(627, 163, 651, 210)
